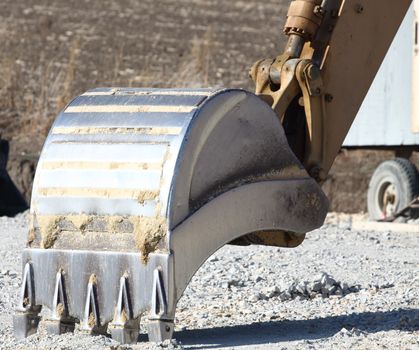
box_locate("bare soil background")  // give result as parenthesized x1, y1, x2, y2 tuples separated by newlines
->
(0, 0, 409, 212)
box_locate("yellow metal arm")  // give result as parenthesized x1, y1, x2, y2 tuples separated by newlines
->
(252, 0, 412, 181)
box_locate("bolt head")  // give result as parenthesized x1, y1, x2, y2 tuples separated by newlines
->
(355, 4, 364, 13)
(325, 94, 334, 103)
(307, 65, 321, 80)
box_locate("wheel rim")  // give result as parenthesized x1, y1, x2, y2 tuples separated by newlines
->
(377, 181, 398, 218)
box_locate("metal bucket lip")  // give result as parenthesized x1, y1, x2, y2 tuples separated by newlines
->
(165, 87, 303, 227)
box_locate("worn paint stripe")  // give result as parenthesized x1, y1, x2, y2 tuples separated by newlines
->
(44, 143, 168, 163)
(64, 105, 196, 114)
(73, 95, 207, 108)
(37, 188, 159, 201)
(51, 126, 182, 135)
(36, 198, 157, 217)
(82, 90, 211, 97)
(39, 168, 162, 190)
(48, 133, 178, 146)
(56, 112, 190, 128)
(41, 161, 163, 171)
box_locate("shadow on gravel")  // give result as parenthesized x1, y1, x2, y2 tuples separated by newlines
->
(174, 308, 419, 349)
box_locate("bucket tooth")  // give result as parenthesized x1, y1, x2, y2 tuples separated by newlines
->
(45, 271, 75, 335)
(147, 320, 174, 343)
(18, 88, 329, 343)
(143, 268, 174, 343)
(80, 275, 106, 335)
(109, 275, 140, 344)
(13, 263, 41, 339)
(147, 268, 173, 342)
(151, 268, 168, 318)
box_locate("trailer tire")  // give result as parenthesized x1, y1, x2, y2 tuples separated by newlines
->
(367, 158, 419, 221)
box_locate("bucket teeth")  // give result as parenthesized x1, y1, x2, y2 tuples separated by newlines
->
(109, 275, 140, 344)
(113, 275, 133, 323)
(151, 268, 168, 317)
(13, 263, 41, 339)
(52, 271, 66, 317)
(14, 250, 175, 344)
(146, 268, 173, 342)
(80, 275, 107, 335)
(147, 319, 174, 343)
(45, 271, 75, 335)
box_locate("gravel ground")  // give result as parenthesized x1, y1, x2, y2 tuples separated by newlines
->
(0, 212, 418, 349)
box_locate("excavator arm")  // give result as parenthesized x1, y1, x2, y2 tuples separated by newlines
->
(253, 0, 412, 180)
(13, 0, 412, 344)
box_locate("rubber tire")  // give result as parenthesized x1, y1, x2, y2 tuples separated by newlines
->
(367, 158, 418, 221)
(0, 140, 28, 216)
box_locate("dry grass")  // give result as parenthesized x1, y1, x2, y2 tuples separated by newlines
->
(0, 37, 81, 142)
(168, 28, 215, 88)
(0, 28, 214, 145)
(0, 28, 214, 201)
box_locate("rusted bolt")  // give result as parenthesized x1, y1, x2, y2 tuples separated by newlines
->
(325, 94, 334, 103)
(355, 4, 364, 13)
(314, 87, 322, 95)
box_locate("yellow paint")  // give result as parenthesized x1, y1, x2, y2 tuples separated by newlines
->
(41, 161, 162, 171)
(51, 126, 182, 136)
(65, 104, 196, 114)
(37, 187, 159, 201)
(82, 90, 210, 97)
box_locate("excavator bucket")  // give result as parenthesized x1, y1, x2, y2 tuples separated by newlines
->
(14, 88, 328, 343)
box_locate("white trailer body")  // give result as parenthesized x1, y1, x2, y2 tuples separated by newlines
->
(342, 2, 419, 221)
(343, 2, 419, 147)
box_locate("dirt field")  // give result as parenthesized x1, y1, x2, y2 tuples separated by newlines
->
(0, 0, 405, 213)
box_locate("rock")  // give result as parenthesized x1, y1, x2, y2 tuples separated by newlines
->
(296, 281, 308, 295)
(279, 291, 292, 302)
(340, 282, 350, 292)
(228, 279, 243, 288)
(261, 286, 279, 298)
(320, 273, 337, 289)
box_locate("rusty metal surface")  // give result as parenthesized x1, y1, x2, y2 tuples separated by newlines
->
(284, 0, 323, 40)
